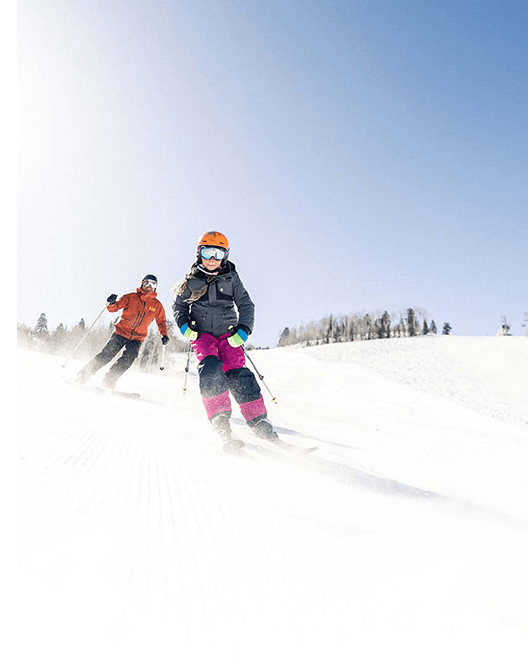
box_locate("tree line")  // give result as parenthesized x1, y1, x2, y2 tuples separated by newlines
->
(17, 313, 190, 373)
(17, 308, 453, 362)
(278, 309, 452, 347)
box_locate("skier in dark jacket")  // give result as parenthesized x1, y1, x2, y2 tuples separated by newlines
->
(173, 231, 278, 450)
(77, 274, 169, 389)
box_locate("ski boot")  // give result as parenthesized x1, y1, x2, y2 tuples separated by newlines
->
(251, 419, 280, 443)
(211, 415, 245, 454)
(251, 419, 310, 454)
(101, 375, 117, 390)
(75, 368, 91, 385)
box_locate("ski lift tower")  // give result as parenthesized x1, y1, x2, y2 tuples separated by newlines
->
(496, 315, 511, 336)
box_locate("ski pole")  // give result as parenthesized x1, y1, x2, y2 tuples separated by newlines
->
(242, 346, 278, 404)
(61, 303, 108, 370)
(182, 342, 193, 394)
(159, 344, 166, 371)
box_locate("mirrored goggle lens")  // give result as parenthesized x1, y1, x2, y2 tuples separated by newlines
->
(142, 279, 157, 289)
(200, 246, 226, 260)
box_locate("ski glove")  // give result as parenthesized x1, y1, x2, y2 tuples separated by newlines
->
(161, 335, 169, 345)
(180, 322, 199, 341)
(107, 294, 118, 304)
(227, 325, 249, 348)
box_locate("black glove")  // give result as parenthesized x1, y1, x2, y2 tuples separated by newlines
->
(107, 294, 118, 304)
(161, 335, 169, 345)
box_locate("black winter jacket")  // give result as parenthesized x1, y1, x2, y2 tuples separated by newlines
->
(172, 261, 255, 338)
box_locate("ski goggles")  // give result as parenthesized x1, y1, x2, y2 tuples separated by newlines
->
(141, 279, 157, 290)
(199, 246, 227, 261)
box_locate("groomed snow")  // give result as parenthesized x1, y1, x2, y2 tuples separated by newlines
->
(17, 336, 528, 659)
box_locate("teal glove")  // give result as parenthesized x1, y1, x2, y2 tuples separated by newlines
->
(227, 326, 249, 348)
(180, 322, 198, 341)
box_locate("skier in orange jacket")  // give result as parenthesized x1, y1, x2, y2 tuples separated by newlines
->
(76, 274, 169, 389)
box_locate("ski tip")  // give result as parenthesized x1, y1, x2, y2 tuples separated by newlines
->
(222, 440, 253, 459)
(63, 379, 141, 399)
(105, 390, 141, 399)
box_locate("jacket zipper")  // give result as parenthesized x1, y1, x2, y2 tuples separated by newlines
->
(130, 302, 146, 339)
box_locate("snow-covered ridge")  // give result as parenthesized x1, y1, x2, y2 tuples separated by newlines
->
(291, 335, 528, 426)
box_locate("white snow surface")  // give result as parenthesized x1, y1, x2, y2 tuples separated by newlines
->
(17, 336, 528, 659)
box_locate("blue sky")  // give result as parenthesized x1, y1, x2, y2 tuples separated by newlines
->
(17, 0, 528, 346)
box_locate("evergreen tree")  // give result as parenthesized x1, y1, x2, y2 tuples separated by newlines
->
(364, 314, 372, 340)
(423, 320, 429, 335)
(406, 309, 416, 337)
(35, 313, 48, 333)
(325, 315, 334, 344)
(17, 323, 34, 349)
(430, 320, 437, 334)
(50, 323, 67, 354)
(278, 327, 290, 347)
(374, 317, 383, 339)
(335, 319, 344, 342)
(381, 311, 391, 338)
(347, 318, 356, 342)
(442, 322, 452, 335)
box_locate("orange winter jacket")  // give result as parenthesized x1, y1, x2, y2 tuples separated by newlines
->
(108, 289, 168, 342)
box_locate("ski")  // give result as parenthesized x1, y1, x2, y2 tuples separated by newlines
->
(98, 388, 141, 399)
(273, 438, 318, 455)
(209, 422, 254, 459)
(244, 419, 318, 456)
(214, 426, 317, 460)
(246, 438, 318, 457)
(228, 422, 318, 458)
(222, 439, 252, 458)
(213, 428, 317, 462)
(63, 378, 141, 399)
(220, 436, 259, 460)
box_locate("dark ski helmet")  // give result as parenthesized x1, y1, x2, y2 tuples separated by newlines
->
(141, 274, 158, 290)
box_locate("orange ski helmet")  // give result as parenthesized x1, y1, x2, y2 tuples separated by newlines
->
(196, 231, 230, 261)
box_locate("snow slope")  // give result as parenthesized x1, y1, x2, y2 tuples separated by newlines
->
(17, 337, 528, 659)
